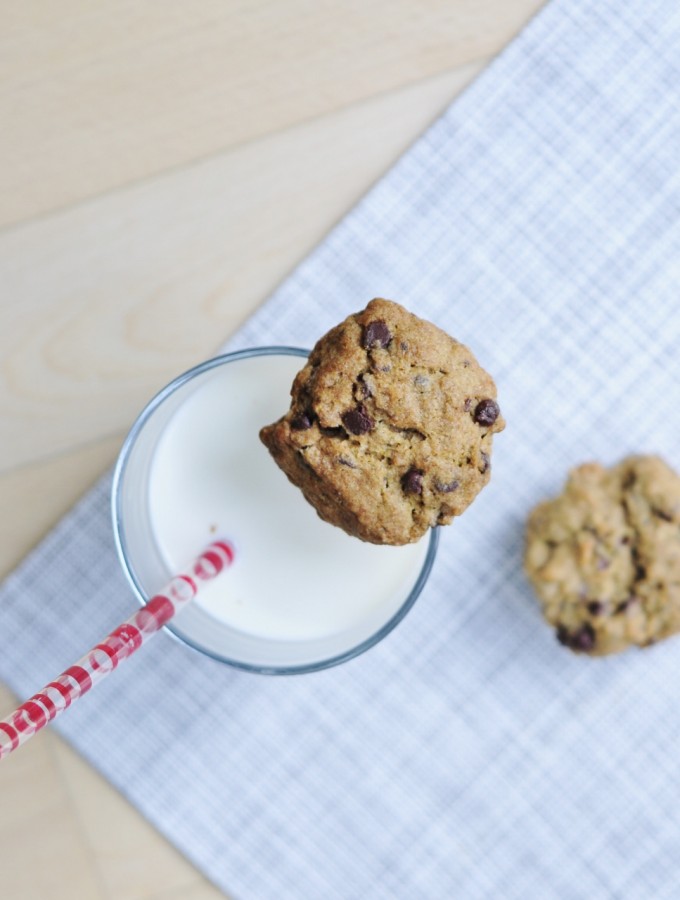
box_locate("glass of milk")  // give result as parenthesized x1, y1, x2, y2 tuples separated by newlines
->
(112, 348, 438, 674)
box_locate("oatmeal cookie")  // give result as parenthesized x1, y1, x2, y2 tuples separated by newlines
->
(260, 298, 504, 544)
(525, 455, 680, 655)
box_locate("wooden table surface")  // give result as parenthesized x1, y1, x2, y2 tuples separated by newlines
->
(0, 2, 544, 896)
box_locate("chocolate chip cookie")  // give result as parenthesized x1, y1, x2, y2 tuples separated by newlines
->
(525, 456, 680, 655)
(260, 298, 504, 544)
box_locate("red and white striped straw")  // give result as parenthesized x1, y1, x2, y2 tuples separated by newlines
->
(0, 539, 234, 761)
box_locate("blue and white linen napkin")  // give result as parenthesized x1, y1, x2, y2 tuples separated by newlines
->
(3, 0, 680, 897)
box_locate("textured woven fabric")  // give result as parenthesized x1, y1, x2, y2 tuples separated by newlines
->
(3, 0, 680, 897)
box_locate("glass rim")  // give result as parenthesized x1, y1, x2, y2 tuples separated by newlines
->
(111, 345, 439, 675)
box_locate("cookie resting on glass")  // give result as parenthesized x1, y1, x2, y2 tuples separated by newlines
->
(259, 298, 505, 545)
(525, 455, 680, 656)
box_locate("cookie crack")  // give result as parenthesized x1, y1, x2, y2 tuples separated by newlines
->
(385, 423, 426, 441)
(620, 478, 647, 602)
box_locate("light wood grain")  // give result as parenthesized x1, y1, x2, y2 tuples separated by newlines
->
(53, 741, 225, 900)
(0, 685, 108, 899)
(0, 435, 123, 579)
(1, 0, 543, 228)
(0, 62, 483, 474)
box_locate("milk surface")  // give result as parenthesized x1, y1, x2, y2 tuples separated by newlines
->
(147, 354, 429, 642)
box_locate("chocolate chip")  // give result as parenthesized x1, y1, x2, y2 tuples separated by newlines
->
(473, 399, 500, 427)
(556, 622, 596, 652)
(572, 624, 596, 651)
(616, 596, 639, 614)
(480, 452, 490, 474)
(434, 478, 459, 493)
(338, 455, 357, 468)
(402, 468, 424, 495)
(587, 601, 605, 615)
(341, 406, 374, 435)
(556, 625, 569, 645)
(291, 412, 313, 430)
(362, 320, 392, 349)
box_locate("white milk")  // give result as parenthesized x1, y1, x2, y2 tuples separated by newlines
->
(147, 354, 430, 645)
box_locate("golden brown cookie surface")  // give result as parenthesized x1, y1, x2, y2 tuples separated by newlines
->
(260, 298, 504, 544)
(525, 455, 680, 655)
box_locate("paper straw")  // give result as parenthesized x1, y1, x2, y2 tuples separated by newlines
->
(0, 539, 234, 761)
